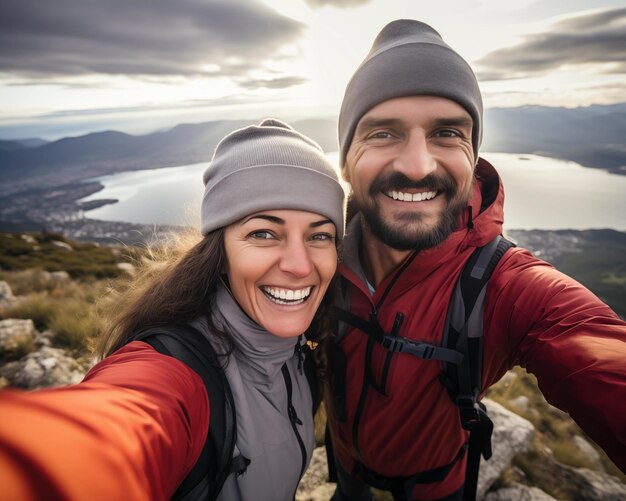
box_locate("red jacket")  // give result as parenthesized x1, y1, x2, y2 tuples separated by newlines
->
(327, 158, 626, 499)
(0, 342, 209, 500)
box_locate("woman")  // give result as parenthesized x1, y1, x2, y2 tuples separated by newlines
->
(0, 119, 346, 501)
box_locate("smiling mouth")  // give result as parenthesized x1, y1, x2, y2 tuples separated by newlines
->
(385, 190, 438, 202)
(261, 286, 313, 305)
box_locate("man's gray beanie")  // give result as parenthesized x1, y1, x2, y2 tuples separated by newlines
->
(201, 118, 345, 238)
(338, 19, 483, 166)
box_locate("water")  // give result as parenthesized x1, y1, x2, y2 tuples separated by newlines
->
(81, 153, 626, 231)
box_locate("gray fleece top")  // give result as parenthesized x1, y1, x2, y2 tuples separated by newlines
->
(193, 285, 315, 501)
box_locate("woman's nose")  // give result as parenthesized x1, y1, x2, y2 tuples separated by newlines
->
(278, 240, 313, 278)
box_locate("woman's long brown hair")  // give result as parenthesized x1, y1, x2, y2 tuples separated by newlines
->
(97, 229, 227, 358)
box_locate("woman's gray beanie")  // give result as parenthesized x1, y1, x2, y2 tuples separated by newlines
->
(201, 119, 345, 239)
(338, 19, 483, 166)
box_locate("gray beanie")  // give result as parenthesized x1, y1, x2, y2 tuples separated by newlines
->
(338, 19, 483, 166)
(201, 118, 345, 239)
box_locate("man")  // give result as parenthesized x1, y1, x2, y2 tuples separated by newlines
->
(326, 19, 626, 501)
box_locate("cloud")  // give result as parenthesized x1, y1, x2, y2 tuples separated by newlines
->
(304, 0, 372, 8)
(0, 0, 305, 85)
(237, 76, 308, 89)
(475, 7, 626, 81)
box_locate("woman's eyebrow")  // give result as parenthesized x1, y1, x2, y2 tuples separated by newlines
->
(310, 218, 333, 228)
(242, 214, 284, 225)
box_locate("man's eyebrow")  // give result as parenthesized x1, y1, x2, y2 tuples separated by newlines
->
(431, 117, 473, 129)
(355, 117, 403, 133)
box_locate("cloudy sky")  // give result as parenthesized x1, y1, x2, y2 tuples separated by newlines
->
(1, 0, 624, 140)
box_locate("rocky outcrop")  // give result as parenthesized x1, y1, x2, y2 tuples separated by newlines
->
(0, 318, 36, 359)
(296, 446, 336, 501)
(550, 463, 626, 500)
(0, 344, 86, 389)
(294, 400, 537, 501)
(485, 484, 558, 500)
(477, 399, 535, 499)
(0, 280, 17, 308)
(0, 317, 88, 389)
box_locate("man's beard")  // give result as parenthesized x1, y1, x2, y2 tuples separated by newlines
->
(355, 171, 471, 251)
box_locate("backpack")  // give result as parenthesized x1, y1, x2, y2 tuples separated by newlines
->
(329, 235, 515, 501)
(131, 324, 321, 501)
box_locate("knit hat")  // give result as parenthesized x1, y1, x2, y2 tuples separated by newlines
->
(338, 19, 483, 166)
(201, 119, 345, 239)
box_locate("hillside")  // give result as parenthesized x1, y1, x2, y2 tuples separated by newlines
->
(482, 104, 626, 174)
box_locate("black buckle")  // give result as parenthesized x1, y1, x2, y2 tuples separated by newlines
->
(456, 395, 481, 429)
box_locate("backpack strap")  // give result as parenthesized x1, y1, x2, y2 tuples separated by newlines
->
(131, 324, 243, 501)
(441, 235, 515, 500)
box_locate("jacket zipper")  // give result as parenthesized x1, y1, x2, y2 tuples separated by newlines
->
(281, 364, 307, 488)
(349, 251, 419, 468)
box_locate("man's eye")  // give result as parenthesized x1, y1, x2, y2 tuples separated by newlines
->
(249, 231, 275, 240)
(367, 131, 393, 140)
(436, 129, 460, 138)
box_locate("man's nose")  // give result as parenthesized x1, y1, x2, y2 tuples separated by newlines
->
(278, 240, 313, 278)
(393, 132, 436, 180)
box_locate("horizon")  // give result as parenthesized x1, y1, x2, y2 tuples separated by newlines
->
(1, 1, 625, 141)
(4, 100, 626, 144)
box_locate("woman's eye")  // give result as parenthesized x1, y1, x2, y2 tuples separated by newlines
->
(249, 230, 275, 240)
(310, 232, 335, 242)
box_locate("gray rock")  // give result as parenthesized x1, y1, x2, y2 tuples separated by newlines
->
(498, 370, 518, 386)
(50, 271, 70, 283)
(51, 240, 73, 251)
(573, 435, 604, 471)
(298, 483, 336, 501)
(485, 484, 558, 500)
(552, 463, 626, 500)
(477, 399, 535, 499)
(508, 395, 530, 413)
(0, 319, 36, 357)
(0, 345, 86, 389)
(0, 280, 16, 308)
(21, 234, 37, 244)
(297, 446, 332, 501)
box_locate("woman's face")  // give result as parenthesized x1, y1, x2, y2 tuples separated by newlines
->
(224, 209, 338, 338)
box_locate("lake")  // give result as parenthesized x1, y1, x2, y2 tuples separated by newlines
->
(80, 152, 626, 231)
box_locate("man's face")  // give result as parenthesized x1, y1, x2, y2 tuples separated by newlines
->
(343, 96, 475, 251)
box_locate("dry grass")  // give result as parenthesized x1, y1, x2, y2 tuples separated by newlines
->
(0, 274, 111, 354)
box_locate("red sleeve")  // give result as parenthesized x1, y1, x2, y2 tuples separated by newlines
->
(485, 248, 626, 472)
(0, 341, 209, 501)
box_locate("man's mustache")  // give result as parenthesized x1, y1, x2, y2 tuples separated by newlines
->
(369, 172, 457, 196)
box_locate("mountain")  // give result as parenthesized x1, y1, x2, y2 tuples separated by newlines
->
(0, 138, 48, 153)
(1, 104, 625, 197)
(482, 103, 626, 172)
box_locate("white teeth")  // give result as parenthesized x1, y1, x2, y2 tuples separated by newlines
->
(387, 190, 437, 202)
(262, 286, 312, 305)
